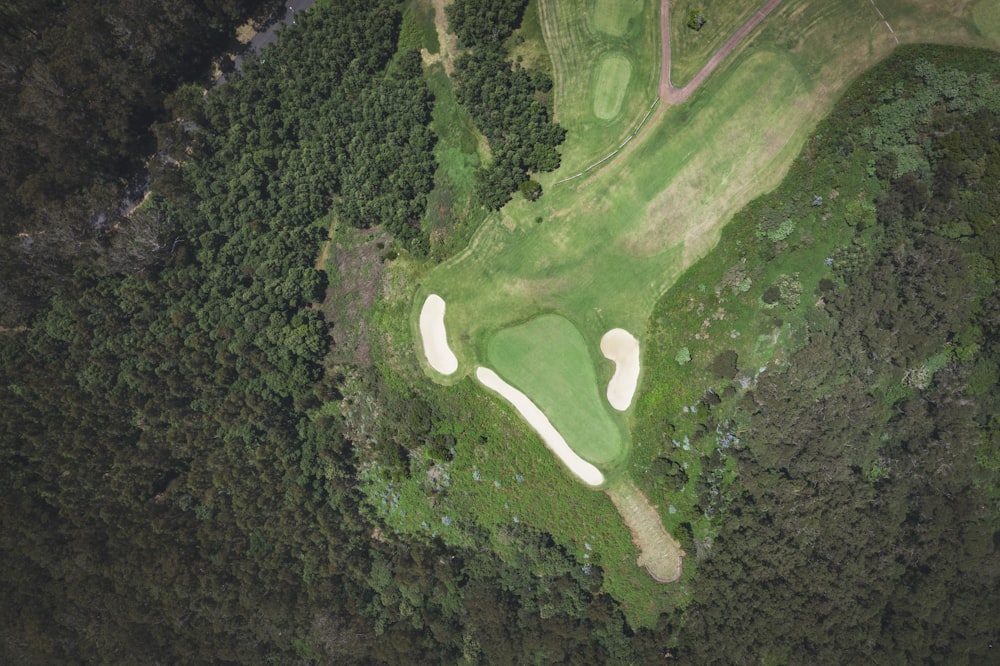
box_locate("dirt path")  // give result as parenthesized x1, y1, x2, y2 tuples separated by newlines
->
(606, 480, 685, 583)
(421, 0, 460, 74)
(659, 0, 784, 104)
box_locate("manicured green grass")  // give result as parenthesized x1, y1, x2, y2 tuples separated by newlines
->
(592, 0, 646, 38)
(592, 54, 633, 120)
(416, 0, 998, 396)
(487, 314, 626, 465)
(400, 0, 1000, 626)
(973, 0, 1000, 42)
(538, 0, 661, 170)
(669, 0, 759, 86)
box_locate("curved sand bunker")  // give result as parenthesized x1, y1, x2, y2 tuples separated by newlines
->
(476, 367, 605, 487)
(419, 294, 458, 375)
(601, 328, 640, 411)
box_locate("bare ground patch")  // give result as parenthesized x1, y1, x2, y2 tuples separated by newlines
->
(322, 229, 392, 367)
(606, 480, 685, 582)
(421, 0, 460, 74)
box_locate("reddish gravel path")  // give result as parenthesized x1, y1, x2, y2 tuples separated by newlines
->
(659, 0, 784, 104)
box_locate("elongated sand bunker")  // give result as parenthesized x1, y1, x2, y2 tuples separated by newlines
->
(601, 328, 640, 411)
(419, 294, 458, 375)
(476, 367, 605, 487)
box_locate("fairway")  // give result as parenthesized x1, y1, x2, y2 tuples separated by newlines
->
(974, 0, 1000, 42)
(593, 54, 633, 120)
(487, 314, 625, 465)
(412, 0, 1000, 587)
(592, 0, 645, 37)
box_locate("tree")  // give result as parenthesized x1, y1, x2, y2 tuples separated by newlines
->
(686, 10, 706, 31)
(519, 178, 542, 201)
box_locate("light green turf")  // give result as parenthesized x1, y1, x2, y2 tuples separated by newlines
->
(669, 0, 760, 86)
(402, 0, 998, 626)
(539, 0, 660, 169)
(974, 0, 1000, 41)
(487, 314, 625, 465)
(592, 54, 633, 120)
(414, 0, 997, 462)
(592, 0, 646, 38)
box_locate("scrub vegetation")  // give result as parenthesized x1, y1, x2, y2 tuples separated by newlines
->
(1, 0, 999, 662)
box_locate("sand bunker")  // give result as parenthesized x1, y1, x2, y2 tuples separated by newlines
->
(419, 294, 458, 375)
(475, 367, 605, 487)
(600, 328, 640, 411)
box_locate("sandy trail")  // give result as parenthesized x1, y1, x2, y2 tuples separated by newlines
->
(606, 480, 685, 583)
(659, 0, 784, 104)
(421, 0, 460, 74)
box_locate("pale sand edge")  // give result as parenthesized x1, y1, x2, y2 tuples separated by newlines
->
(475, 367, 606, 487)
(600, 328, 640, 411)
(419, 294, 459, 375)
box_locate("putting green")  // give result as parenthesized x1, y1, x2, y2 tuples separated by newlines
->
(592, 0, 645, 38)
(487, 314, 625, 465)
(593, 54, 633, 120)
(416, 0, 1000, 479)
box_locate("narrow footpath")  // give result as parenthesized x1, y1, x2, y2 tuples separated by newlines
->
(659, 0, 785, 104)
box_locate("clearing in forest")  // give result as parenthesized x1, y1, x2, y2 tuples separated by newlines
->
(413, 0, 998, 585)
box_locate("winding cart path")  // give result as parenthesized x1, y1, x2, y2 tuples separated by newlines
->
(659, 0, 784, 104)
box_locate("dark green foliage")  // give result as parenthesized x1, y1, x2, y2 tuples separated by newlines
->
(2, 10, 1000, 662)
(447, 0, 529, 47)
(0, 2, 635, 662)
(686, 10, 706, 31)
(519, 178, 543, 201)
(0, 0, 281, 326)
(192, 2, 436, 252)
(454, 46, 565, 209)
(670, 46, 1000, 664)
(708, 350, 739, 380)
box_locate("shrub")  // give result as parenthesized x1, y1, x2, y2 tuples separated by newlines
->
(686, 10, 706, 31)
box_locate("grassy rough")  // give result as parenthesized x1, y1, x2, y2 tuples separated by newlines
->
(401, 0, 999, 627)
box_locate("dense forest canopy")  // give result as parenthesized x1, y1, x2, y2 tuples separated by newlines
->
(0, 0, 283, 326)
(0, 0, 997, 662)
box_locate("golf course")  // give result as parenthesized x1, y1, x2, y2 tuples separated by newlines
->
(413, 0, 999, 584)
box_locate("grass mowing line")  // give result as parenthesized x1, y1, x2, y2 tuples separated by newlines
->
(537, 0, 661, 172)
(487, 314, 625, 466)
(592, 0, 646, 38)
(553, 98, 658, 184)
(606, 480, 685, 582)
(414, 0, 1000, 608)
(667, 0, 761, 86)
(592, 53, 634, 120)
(660, 0, 785, 103)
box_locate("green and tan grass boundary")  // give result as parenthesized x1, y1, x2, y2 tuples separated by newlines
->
(606, 480, 685, 582)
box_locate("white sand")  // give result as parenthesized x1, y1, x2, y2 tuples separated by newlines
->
(419, 294, 458, 375)
(475, 367, 605, 487)
(600, 328, 640, 411)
